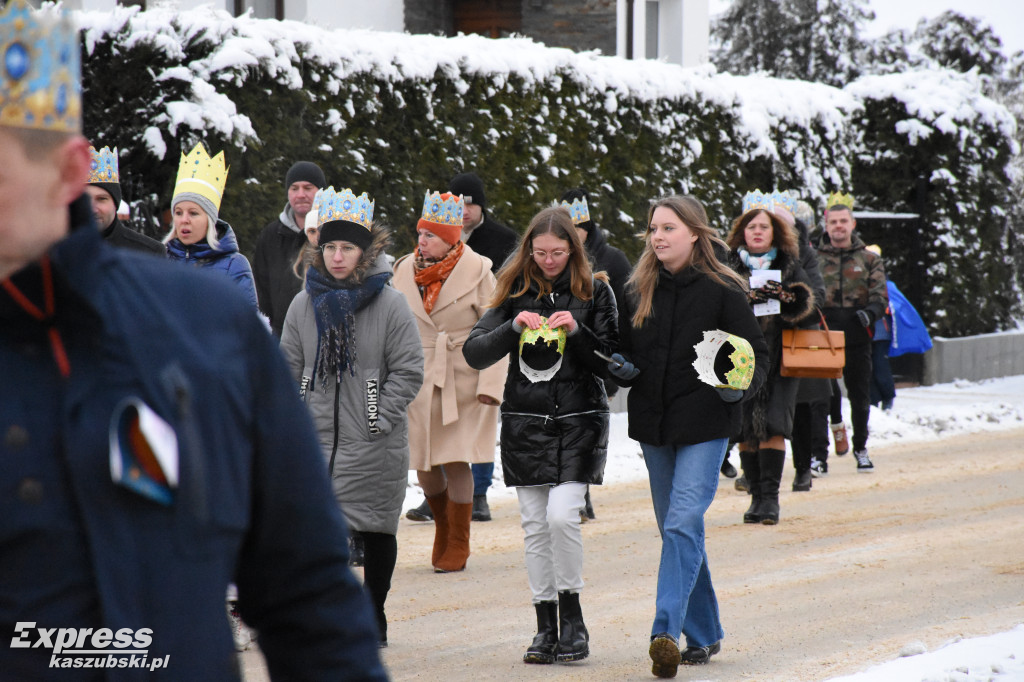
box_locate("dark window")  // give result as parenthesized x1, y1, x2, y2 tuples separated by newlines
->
(120, 0, 146, 7)
(453, 0, 521, 39)
(233, 0, 284, 20)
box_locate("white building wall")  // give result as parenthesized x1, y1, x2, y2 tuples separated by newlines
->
(74, 0, 402, 29)
(297, 0, 403, 30)
(615, 0, 709, 67)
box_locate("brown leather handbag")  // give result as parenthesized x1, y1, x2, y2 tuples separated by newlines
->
(780, 312, 845, 379)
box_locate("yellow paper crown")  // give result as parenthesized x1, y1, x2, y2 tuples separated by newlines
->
(88, 146, 119, 184)
(826, 192, 854, 210)
(173, 143, 229, 212)
(0, 0, 82, 132)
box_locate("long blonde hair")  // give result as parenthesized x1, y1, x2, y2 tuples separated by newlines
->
(490, 206, 595, 305)
(626, 195, 746, 328)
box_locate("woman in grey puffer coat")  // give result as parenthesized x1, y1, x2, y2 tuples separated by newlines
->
(280, 188, 423, 647)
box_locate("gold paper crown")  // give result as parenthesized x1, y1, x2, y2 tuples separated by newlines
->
(173, 143, 229, 212)
(826, 192, 854, 210)
(88, 146, 119, 184)
(0, 0, 82, 132)
(742, 189, 774, 214)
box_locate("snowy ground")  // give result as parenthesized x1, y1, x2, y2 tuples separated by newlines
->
(403, 374, 1024, 681)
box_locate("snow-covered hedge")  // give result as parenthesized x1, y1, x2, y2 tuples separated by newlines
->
(77, 6, 855, 258)
(847, 70, 1019, 336)
(77, 6, 1017, 335)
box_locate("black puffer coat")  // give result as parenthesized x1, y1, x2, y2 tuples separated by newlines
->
(614, 266, 769, 447)
(726, 248, 815, 441)
(463, 273, 617, 487)
(583, 227, 632, 308)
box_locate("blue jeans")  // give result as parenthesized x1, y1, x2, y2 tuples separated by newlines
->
(472, 462, 493, 496)
(641, 438, 727, 647)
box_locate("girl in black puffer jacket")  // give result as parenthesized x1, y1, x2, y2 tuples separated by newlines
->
(464, 205, 617, 666)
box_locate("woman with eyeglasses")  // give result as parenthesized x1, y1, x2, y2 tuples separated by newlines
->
(463, 205, 617, 665)
(392, 191, 506, 574)
(279, 187, 424, 649)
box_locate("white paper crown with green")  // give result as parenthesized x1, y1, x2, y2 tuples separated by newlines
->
(692, 330, 755, 390)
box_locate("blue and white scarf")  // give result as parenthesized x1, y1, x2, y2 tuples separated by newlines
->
(305, 266, 391, 389)
(738, 246, 777, 271)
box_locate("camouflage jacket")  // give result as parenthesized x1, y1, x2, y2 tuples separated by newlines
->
(816, 233, 888, 345)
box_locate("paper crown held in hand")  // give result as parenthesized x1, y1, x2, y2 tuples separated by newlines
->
(692, 330, 755, 390)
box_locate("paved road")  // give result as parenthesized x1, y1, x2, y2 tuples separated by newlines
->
(243, 427, 1024, 681)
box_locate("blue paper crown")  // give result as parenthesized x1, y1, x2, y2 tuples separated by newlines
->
(88, 146, 119, 184)
(559, 197, 591, 225)
(772, 190, 798, 213)
(317, 186, 374, 230)
(419, 190, 463, 227)
(0, 0, 81, 132)
(742, 189, 774, 214)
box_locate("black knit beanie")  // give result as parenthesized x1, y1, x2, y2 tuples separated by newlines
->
(89, 182, 122, 209)
(285, 161, 326, 189)
(449, 172, 486, 210)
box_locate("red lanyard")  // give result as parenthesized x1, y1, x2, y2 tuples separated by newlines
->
(2, 255, 71, 378)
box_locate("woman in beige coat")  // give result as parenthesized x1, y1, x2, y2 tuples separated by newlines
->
(393, 191, 507, 572)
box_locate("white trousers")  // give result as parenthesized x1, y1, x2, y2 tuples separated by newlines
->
(516, 482, 587, 603)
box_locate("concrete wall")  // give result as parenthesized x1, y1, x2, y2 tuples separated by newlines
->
(923, 331, 1024, 386)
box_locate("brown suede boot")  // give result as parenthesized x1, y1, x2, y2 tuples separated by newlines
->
(425, 490, 449, 567)
(434, 499, 472, 573)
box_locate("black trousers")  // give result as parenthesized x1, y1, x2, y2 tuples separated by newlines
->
(358, 531, 398, 642)
(791, 399, 830, 469)
(829, 342, 873, 452)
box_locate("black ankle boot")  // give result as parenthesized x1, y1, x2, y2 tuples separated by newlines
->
(738, 451, 762, 523)
(556, 591, 589, 662)
(758, 448, 786, 525)
(523, 601, 558, 664)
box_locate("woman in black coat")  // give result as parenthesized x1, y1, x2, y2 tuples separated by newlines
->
(463, 205, 617, 666)
(724, 193, 816, 525)
(606, 195, 767, 677)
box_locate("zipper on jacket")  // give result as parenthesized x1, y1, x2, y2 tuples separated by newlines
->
(839, 251, 847, 309)
(503, 409, 607, 422)
(328, 380, 340, 476)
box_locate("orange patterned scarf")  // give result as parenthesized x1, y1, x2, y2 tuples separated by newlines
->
(413, 242, 464, 314)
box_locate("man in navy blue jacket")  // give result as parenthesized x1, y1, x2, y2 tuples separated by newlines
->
(0, 2, 385, 679)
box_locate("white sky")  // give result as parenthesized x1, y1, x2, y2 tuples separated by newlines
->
(709, 0, 1024, 57)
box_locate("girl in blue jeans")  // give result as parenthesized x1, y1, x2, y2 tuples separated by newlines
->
(607, 195, 767, 678)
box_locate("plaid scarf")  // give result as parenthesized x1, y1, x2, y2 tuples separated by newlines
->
(305, 265, 391, 389)
(413, 241, 464, 314)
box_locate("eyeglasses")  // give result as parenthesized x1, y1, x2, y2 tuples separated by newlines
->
(320, 243, 359, 257)
(531, 249, 570, 260)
